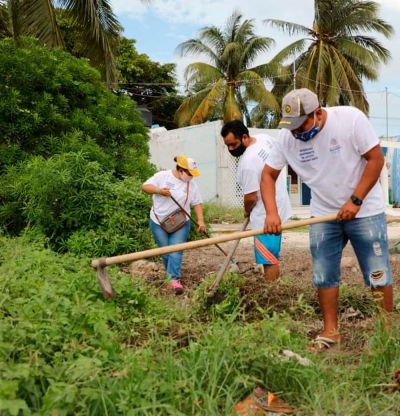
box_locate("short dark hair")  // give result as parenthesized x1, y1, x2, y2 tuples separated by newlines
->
(221, 120, 249, 139)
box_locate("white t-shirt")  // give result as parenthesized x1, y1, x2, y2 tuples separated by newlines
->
(144, 170, 203, 225)
(237, 134, 292, 229)
(266, 106, 384, 217)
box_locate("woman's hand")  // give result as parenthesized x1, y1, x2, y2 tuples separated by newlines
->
(193, 204, 205, 233)
(157, 188, 171, 197)
(197, 221, 206, 233)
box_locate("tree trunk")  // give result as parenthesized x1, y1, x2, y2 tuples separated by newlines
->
(236, 89, 251, 126)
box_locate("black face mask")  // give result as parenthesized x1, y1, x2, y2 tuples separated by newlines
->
(228, 142, 246, 157)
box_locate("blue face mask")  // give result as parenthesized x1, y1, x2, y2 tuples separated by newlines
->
(293, 114, 320, 142)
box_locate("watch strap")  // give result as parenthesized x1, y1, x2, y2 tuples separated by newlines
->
(350, 194, 363, 206)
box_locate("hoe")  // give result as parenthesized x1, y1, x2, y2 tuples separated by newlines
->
(91, 214, 338, 298)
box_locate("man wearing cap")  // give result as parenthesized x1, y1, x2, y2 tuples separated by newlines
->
(221, 120, 291, 282)
(142, 155, 205, 294)
(261, 88, 393, 351)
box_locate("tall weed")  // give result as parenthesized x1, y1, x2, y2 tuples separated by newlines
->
(0, 234, 399, 415)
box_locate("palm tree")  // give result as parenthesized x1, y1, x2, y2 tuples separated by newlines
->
(265, 0, 393, 112)
(175, 11, 280, 127)
(0, 0, 123, 85)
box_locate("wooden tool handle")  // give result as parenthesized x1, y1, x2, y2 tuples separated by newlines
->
(91, 214, 338, 268)
(170, 195, 228, 257)
(209, 217, 250, 291)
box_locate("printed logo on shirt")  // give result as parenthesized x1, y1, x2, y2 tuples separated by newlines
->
(165, 181, 176, 189)
(299, 147, 318, 163)
(329, 137, 341, 153)
(257, 148, 270, 163)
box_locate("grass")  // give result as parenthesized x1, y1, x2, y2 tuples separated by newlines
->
(202, 203, 311, 234)
(203, 203, 244, 224)
(0, 233, 399, 415)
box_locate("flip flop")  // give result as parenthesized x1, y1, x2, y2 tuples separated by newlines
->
(233, 387, 295, 415)
(308, 336, 340, 353)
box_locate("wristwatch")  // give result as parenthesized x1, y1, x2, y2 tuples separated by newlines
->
(350, 194, 363, 206)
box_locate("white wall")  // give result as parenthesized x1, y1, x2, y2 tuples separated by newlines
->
(149, 122, 288, 206)
(149, 121, 222, 202)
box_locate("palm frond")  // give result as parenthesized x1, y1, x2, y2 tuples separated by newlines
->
(340, 18, 393, 39)
(238, 70, 279, 112)
(190, 79, 225, 124)
(345, 54, 378, 81)
(174, 88, 212, 127)
(330, 48, 361, 107)
(303, 44, 318, 89)
(235, 17, 255, 43)
(326, 49, 340, 106)
(344, 35, 391, 63)
(269, 39, 309, 65)
(184, 62, 223, 90)
(60, 0, 121, 84)
(314, 41, 331, 98)
(0, 2, 11, 37)
(264, 19, 311, 36)
(251, 60, 286, 81)
(333, 1, 393, 38)
(198, 26, 225, 56)
(0, 0, 20, 39)
(225, 10, 243, 42)
(240, 36, 275, 69)
(223, 85, 242, 122)
(220, 41, 241, 64)
(176, 38, 220, 67)
(336, 37, 381, 68)
(22, 0, 63, 47)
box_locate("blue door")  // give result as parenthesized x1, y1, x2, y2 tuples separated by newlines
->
(393, 148, 400, 207)
(300, 180, 311, 205)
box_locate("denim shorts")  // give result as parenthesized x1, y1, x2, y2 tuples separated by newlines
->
(310, 213, 393, 289)
(254, 233, 281, 265)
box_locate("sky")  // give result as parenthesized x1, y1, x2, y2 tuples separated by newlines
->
(111, 0, 400, 137)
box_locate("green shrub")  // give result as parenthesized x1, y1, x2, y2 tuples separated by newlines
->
(0, 37, 153, 180)
(66, 176, 154, 257)
(0, 38, 157, 256)
(0, 152, 153, 256)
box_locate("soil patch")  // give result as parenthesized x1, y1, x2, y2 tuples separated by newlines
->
(129, 228, 400, 353)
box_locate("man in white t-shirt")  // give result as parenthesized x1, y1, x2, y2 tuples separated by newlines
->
(261, 88, 393, 351)
(221, 120, 291, 282)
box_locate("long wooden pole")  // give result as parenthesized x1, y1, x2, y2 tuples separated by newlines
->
(91, 214, 338, 268)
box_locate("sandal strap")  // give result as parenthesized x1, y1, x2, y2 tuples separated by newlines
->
(313, 336, 337, 348)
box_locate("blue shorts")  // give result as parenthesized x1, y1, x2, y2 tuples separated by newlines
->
(310, 213, 393, 289)
(254, 233, 281, 265)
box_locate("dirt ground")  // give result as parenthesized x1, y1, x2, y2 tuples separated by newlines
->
(129, 223, 400, 353)
(179, 223, 400, 293)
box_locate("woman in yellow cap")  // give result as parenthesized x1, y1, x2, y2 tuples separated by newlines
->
(142, 156, 205, 294)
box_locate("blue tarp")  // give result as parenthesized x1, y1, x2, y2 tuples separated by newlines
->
(393, 145, 400, 207)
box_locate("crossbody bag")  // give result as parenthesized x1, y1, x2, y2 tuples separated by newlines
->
(153, 183, 189, 233)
